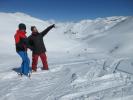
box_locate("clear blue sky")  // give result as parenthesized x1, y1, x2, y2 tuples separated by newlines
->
(0, 0, 133, 21)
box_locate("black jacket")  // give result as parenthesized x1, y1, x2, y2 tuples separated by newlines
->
(28, 25, 54, 54)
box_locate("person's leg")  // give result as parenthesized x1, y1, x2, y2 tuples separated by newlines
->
(17, 51, 26, 74)
(32, 53, 39, 71)
(23, 52, 30, 75)
(21, 61, 24, 74)
(40, 53, 49, 70)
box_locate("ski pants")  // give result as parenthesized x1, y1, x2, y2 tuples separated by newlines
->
(32, 52, 48, 71)
(17, 51, 30, 75)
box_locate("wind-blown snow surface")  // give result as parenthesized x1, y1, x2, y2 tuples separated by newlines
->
(0, 12, 133, 100)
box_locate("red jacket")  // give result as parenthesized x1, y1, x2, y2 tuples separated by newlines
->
(14, 30, 27, 52)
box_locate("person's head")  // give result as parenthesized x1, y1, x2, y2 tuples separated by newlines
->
(18, 23, 26, 31)
(31, 26, 38, 33)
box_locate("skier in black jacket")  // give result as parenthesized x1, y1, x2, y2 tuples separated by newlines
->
(28, 24, 55, 71)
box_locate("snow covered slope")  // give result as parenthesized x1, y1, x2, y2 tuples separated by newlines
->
(86, 16, 133, 57)
(0, 12, 133, 100)
(0, 12, 129, 55)
(0, 12, 79, 54)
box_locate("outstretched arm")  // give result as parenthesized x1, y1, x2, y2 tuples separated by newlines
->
(41, 24, 55, 37)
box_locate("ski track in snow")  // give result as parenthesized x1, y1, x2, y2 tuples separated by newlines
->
(0, 55, 133, 100)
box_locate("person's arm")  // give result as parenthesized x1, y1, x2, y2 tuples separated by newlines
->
(40, 24, 55, 37)
(22, 37, 33, 51)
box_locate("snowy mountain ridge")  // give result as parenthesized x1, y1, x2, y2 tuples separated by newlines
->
(0, 12, 129, 54)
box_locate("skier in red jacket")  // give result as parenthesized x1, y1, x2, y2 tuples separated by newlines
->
(14, 23, 32, 76)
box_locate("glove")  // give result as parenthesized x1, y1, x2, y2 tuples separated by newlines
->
(52, 24, 55, 28)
